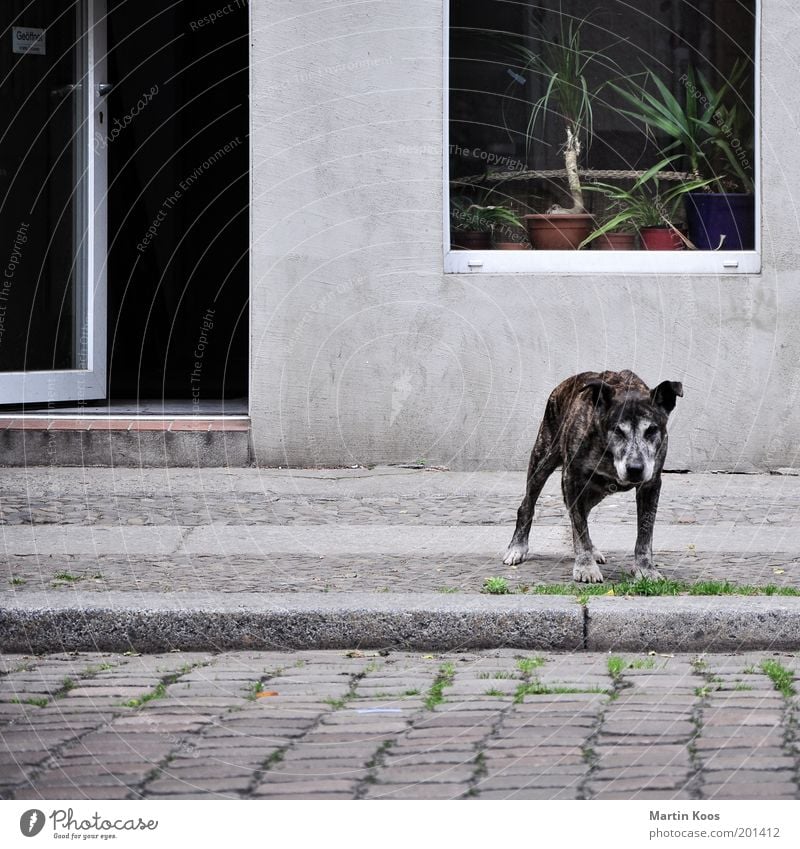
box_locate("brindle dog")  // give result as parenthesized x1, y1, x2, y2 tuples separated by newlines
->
(503, 370, 683, 583)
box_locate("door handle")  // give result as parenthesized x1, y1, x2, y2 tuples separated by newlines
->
(97, 83, 114, 97)
(50, 83, 80, 99)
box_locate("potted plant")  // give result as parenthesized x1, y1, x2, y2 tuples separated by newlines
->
(580, 157, 713, 250)
(591, 223, 637, 251)
(510, 18, 610, 249)
(487, 205, 530, 249)
(611, 63, 755, 250)
(450, 196, 492, 249)
(450, 196, 529, 249)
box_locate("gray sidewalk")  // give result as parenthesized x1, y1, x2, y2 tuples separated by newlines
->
(2, 466, 800, 651)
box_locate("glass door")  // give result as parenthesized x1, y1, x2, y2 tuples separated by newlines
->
(0, 0, 106, 404)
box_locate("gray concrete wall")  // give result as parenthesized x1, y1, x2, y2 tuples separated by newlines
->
(250, 0, 800, 472)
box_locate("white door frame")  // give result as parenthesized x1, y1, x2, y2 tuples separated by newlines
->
(0, 0, 107, 405)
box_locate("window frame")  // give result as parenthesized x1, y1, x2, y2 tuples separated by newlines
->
(442, 0, 762, 276)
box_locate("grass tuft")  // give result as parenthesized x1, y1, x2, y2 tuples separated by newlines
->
(122, 681, 167, 709)
(607, 656, 625, 679)
(12, 697, 49, 708)
(527, 579, 800, 598)
(53, 571, 80, 582)
(761, 659, 796, 698)
(513, 682, 607, 704)
(516, 657, 545, 677)
(425, 662, 456, 710)
(482, 576, 511, 595)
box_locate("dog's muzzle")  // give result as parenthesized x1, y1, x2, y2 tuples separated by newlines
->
(625, 463, 645, 483)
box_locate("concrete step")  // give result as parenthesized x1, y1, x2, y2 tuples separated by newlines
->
(0, 417, 250, 467)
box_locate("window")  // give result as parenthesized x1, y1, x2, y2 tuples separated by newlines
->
(445, 0, 759, 274)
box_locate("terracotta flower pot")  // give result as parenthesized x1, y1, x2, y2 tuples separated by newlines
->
(451, 230, 491, 250)
(639, 227, 685, 251)
(493, 241, 531, 250)
(525, 213, 593, 250)
(593, 232, 636, 251)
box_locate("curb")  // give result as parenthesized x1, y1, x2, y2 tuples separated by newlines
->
(0, 592, 582, 653)
(585, 595, 800, 651)
(3, 592, 800, 653)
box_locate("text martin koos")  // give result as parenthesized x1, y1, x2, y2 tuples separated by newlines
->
(650, 810, 720, 821)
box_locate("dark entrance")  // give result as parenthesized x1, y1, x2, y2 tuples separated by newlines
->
(107, 1, 248, 404)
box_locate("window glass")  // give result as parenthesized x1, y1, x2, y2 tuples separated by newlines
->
(449, 0, 756, 254)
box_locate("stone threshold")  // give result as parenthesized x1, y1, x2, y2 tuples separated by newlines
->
(0, 417, 249, 432)
(0, 417, 251, 466)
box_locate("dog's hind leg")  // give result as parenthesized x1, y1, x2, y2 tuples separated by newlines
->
(503, 412, 561, 566)
(563, 477, 606, 583)
(631, 479, 664, 580)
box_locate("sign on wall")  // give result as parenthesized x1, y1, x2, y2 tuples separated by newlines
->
(12, 27, 46, 55)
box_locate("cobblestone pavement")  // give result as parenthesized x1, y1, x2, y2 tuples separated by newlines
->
(2, 468, 800, 593)
(1, 650, 798, 800)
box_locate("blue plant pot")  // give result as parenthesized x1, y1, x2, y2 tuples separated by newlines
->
(685, 193, 755, 250)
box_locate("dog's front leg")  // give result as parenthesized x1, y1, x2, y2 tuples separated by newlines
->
(632, 478, 664, 580)
(563, 475, 604, 583)
(503, 431, 560, 567)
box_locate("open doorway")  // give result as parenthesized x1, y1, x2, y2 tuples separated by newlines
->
(105, 0, 248, 412)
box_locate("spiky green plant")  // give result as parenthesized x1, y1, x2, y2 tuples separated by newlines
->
(580, 156, 713, 247)
(610, 62, 754, 194)
(509, 17, 618, 213)
(450, 196, 523, 235)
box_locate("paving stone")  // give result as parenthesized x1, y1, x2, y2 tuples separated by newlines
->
(373, 764, 476, 784)
(155, 764, 255, 780)
(702, 711, 784, 725)
(475, 770, 586, 791)
(591, 790, 693, 800)
(146, 776, 251, 794)
(701, 753, 795, 770)
(252, 779, 356, 796)
(484, 752, 585, 770)
(487, 732, 591, 748)
(14, 785, 133, 800)
(260, 758, 369, 781)
(601, 720, 695, 736)
(476, 787, 580, 799)
(596, 746, 690, 768)
(280, 745, 379, 761)
(698, 769, 796, 784)
(703, 783, 798, 799)
(364, 783, 468, 799)
(587, 775, 689, 792)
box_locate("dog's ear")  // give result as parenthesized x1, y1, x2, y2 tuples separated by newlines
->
(650, 381, 684, 414)
(582, 379, 614, 413)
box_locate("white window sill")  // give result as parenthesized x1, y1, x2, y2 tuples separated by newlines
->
(444, 249, 761, 276)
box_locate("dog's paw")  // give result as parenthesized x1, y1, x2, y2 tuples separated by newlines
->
(573, 553, 604, 584)
(592, 547, 607, 565)
(503, 544, 528, 566)
(631, 561, 663, 581)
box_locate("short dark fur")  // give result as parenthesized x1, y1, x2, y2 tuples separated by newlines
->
(503, 370, 683, 583)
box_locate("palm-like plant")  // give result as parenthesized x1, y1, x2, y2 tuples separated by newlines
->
(450, 195, 524, 233)
(511, 17, 615, 214)
(610, 63, 753, 193)
(579, 156, 714, 248)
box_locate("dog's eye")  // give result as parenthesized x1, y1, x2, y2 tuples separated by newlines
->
(614, 425, 626, 438)
(645, 425, 659, 439)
